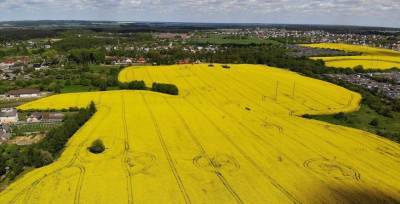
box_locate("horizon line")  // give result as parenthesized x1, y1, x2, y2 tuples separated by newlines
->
(0, 20, 399, 30)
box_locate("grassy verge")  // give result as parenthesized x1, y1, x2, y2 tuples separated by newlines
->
(11, 123, 62, 137)
(0, 98, 38, 108)
(310, 104, 400, 142)
(61, 85, 96, 93)
(304, 75, 400, 142)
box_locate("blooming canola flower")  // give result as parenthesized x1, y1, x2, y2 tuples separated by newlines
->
(1, 64, 400, 203)
(302, 43, 400, 69)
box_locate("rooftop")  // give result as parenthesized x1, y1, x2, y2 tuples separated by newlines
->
(6, 88, 40, 96)
(0, 108, 18, 117)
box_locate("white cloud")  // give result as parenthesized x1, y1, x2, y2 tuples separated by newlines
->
(0, 0, 399, 27)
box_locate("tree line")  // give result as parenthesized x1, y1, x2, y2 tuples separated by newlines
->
(118, 80, 179, 95)
(0, 102, 96, 181)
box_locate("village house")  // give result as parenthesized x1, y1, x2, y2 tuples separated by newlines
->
(44, 113, 65, 122)
(5, 88, 41, 99)
(0, 108, 18, 124)
(136, 57, 146, 64)
(27, 112, 64, 123)
(106, 56, 134, 65)
(26, 112, 43, 123)
(177, 59, 191, 64)
(0, 60, 15, 69)
(0, 124, 11, 142)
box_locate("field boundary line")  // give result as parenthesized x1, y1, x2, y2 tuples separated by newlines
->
(141, 93, 191, 204)
(163, 96, 244, 204)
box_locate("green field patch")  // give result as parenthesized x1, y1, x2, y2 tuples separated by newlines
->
(11, 122, 62, 137)
(61, 85, 95, 93)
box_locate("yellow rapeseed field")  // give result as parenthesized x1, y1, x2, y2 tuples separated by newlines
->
(302, 43, 400, 69)
(1, 64, 400, 203)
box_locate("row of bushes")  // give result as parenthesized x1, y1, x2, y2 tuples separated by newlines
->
(118, 80, 146, 90)
(20, 107, 82, 113)
(118, 80, 179, 95)
(151, 83, 179, 95)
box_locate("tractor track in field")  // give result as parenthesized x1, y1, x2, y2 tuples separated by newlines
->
(322, 125, 400, 184)
(141, 93, 192, 204)
(189, 66, 314, 115)
(181, 92, 302, 204)
(5, 65, 400, 203)
(121, 94, 134, 204)
(161, 67, 302, 203)
(221, 68, 335, 109)
(8, 140, 86, 204)
(73, 163, 86, 204)
(216, 66, 353, 112)
(277, 115, 400, 193)
(269, 114, 400, 196)
(163, 96, 244, 204)
(210, 67, 334, 111)
(183, 76, 371, 202)
(74, 92, 105, 204)
(143, 68, 196, 203)
(215, 67, 353, 114)
(287, 115, 400, 183)
(185, 67, 375, 180)
(7, 97, 109, 204)
(175, 66, 377, 203)
(323, 124, 400, 156)
(179, 69, 311, 154)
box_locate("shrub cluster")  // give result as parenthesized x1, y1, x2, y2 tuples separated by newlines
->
(118, 80, 179, 95)
(118, 80, 146, 90)
(88, 139, 105, 154)
(151, 82, 179, 95)
(21, 107, 81, 113)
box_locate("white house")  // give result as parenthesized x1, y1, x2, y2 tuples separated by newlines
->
(26, 112, 43, 123)
(0, 108, 18, 124)
(5, 88, 41, 98)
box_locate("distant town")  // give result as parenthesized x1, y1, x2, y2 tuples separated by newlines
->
(325, 72, 400, 99)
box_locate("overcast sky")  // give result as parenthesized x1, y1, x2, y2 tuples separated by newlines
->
(0, 0, 399, 27)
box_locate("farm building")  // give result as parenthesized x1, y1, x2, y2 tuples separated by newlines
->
(0, 108, 18, 124)
(5, 88, 41, 98)
(43, 113, 65, 122)
(27, 112, 64, 123)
